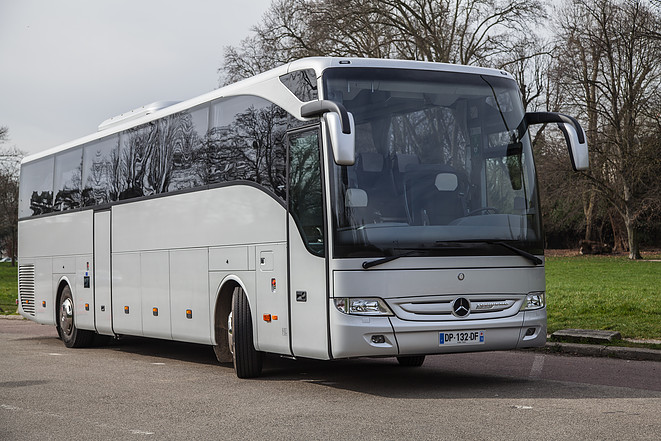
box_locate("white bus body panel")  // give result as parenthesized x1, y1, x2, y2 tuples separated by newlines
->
(140, 250, 171, 340)
(18, 211, 94, 327)
(255, 243, 289, 353)
(108, 185, 287, 347)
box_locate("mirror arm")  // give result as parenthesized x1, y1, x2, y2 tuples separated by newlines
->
(525, 112, 585, 144)
(301, 100, 352, 134)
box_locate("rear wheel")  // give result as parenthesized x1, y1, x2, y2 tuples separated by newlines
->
(57, 285, 94, 348)
(396, 355, 426, 367)
(230, 286, 263, 378)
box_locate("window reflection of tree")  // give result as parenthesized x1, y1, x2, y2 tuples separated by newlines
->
(390, 108, 468, 167)
(26, 98, 296, 216)
(118, 111, 199, 199)
(83, 140, 121, 206)
(54, 163, 82, 211)
(289, 132, 323, 254)
(30, 191, 53, 216)
(201, 100, 287, 201)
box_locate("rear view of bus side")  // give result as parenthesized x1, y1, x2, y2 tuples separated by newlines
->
(17, 58, 588, 377)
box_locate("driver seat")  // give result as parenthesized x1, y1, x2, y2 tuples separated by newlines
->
(404, 165, 469, 225)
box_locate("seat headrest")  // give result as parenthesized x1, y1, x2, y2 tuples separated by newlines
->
(435, 173, 458, 191)
(394, 153, 420, 172)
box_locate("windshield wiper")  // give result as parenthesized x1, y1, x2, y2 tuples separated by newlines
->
(434, 240, 542, 265)
(362, 250, 419, 269)
(484, 241, 542, 265)
(362, 241, 542, 269)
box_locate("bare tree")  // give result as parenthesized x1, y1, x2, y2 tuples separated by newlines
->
(0, 128, 23, 265)
(220, 0, 545, 83)
(553, 0, 661, 258)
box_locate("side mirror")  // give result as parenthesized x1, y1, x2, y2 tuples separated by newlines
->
(301, 100, 356, 166)
(525, 112, 589, 171)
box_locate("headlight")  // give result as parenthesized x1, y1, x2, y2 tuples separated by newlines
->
(520, 291, 545, 311)
(334, 298, 394, 316)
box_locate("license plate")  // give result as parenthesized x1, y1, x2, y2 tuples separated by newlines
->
(439, 330, 485, 345)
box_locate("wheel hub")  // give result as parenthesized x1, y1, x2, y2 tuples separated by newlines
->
(60, 298, 74, 336)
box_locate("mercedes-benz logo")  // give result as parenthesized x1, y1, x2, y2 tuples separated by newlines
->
(452, 297, 471, 317)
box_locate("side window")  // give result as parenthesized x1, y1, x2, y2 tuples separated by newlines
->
(117, 124, 149, 200)
(53, 148, 83, 211)
(279, 69, 318, 102)
(19, 157, 54, 217)
(289, 129, 324, 256)
(82, 135, 119, 206)
(169, 106, 208, 192)
(205, 95, 288, 201)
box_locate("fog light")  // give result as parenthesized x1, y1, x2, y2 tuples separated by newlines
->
(371, 335, 386, 344)
(525, 327, 536, 336)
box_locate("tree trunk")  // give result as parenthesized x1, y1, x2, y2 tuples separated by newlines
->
(583, 188, 596, 241)
(608, 210, 628, 252)
(624, 207, 641, 260)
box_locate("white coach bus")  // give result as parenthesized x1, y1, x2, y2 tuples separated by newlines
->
(18, 57, 588, 377)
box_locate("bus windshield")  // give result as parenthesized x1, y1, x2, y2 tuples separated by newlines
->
(323, 67, 543, 259)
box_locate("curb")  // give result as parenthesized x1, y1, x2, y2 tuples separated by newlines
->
(537, 341, 661, 362)
(0, 314, 24, 320)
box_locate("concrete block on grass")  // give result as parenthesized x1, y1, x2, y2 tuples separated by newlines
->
(551, 329, 622, 344)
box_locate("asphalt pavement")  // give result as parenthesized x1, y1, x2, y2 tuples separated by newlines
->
(1, 316, 660, 440)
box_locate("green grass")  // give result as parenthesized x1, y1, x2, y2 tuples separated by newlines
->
(0, 263, 18, 314)
(546, 255, 661, 340)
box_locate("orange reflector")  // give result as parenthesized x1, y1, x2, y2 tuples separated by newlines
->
(263, 314, 272, 322)
(271, 278, 276, 292)
(272, 315, 278, 321)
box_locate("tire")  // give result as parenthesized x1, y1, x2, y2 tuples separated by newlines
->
(57, 285, 94, 348)
(396, 355, 426, 367)
(230, 286, 263, 378)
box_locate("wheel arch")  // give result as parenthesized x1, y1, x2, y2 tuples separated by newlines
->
(54, 276, 73, 326)
(212, 275, 253, 363)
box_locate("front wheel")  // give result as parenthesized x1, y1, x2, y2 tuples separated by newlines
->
(230, 286, 263, 378)
(57, 285, 93, 348)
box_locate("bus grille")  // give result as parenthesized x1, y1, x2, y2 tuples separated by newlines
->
(388, 295, 523, 321)
(18, 264, 36, 316)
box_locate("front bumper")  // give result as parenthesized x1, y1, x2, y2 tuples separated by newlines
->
(329, 303, 546, 359)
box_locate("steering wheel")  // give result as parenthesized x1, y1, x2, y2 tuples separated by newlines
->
(468, 207, 498, 216)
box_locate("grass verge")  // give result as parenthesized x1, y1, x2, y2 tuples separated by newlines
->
(0, 263, 18, 314)
(545, 254, 661, 340)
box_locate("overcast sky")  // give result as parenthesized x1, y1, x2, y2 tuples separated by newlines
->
(0, 0, 272, 157)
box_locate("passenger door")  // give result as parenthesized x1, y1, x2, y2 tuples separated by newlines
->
(287, 128, 330, 359)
